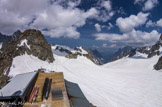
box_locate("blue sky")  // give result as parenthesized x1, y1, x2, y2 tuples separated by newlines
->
(0, 0, 162, 52)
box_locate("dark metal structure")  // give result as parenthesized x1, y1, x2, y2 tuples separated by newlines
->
(0, 72, 38, 105)
(65, 80, 92, 107)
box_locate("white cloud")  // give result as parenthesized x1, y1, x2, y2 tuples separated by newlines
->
(0, 0, 115, 37)
(107, 23, 113, 30)
(101, 0, 112, 11)
(95, 0, 114, 22)
(134, 0, 159, 11)
(116, 12, 149, 33)
(146, 20, 155, 27)
(102, 43, 117, 48)
(146, 18, 162, 28)
(102, 43, 108, 48)
(101, 23, 113, 30)
(31, 3, 98, 38)
(117, 7, 126, 15)
(0, 0, 49, 34)
(93, 43, 117, 49)
(0, 0, 99, 38)
(95, 23, 101, 32)
(109, 44, 117, 48)
(157, 18, 162, 27)
(42, 27, 80, 39)
(143, 0, 158, 11)
(93, 29, 160, 46)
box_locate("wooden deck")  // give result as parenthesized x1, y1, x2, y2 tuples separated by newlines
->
(23, 72, 70, 107)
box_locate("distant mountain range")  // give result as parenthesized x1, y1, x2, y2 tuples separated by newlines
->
(52, 45, 105, 65)
(109, 34, 162, 70)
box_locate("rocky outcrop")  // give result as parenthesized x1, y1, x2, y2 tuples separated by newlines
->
(137, 34, 162, 58)
(109, 46, 136, 62)
(66, 52, 98, 64)
(154, 56, 162, 70)
(0, 75, 10, 89)
(61, 46, 104, 65)
(86, 49, 105, 65)
(55, 46, 72, 54)
(0, 29, 54, 76)
(66, 52, 82, 59)
(17, 29, 54, 62)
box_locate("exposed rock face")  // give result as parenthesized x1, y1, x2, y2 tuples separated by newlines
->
(67, 47, 105, 65)
(86, 49, 105, 65)
(0, 29, 54, 77)
(66, 52, 99, 64)
(17, 29, 54, 62)
(0, 75, 10, 89)
(66, 52, 82, 59)
(109, 46, 136, 62)
(55, 46, 72, 54)
(154, 56, 162, 70)
(54, 45, 104, 65)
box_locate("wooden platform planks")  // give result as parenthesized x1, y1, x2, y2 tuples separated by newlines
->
(23, 72, 70, 107)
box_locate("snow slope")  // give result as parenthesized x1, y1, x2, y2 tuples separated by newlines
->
(9, 47, 162, 107)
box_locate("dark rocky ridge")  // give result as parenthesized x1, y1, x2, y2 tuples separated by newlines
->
(154, 56, 162, 70)
(0, 29, 54, 88)
(17, 29, 54, 62)
(55, 46, 72, 54)
(109, 46, 136, 62)
(86, 49, 105, 65)
(66, 47, 105, 65)
(54, 45, 105, 65)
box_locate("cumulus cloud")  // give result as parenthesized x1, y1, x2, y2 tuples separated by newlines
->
(94, 23, 101, 32)
(134, 0, 159, 11)
(42, 27, 80, 39)
(116, 12, 149, 33)
(143, 0, 158, 11)
(31, 3, 98, 38)
(0, 0, 99, 38)
(157, 18, 162, 27)
(146, 18, 162, 28)
(95, 0, 114, 22)
(101, 0, 112, 11)
(0, 0, 115, 38)
(93, 29, 160, 46)
(0, 0, 48, 34)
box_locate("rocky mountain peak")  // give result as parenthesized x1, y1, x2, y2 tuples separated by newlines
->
(18, 29, 54, 62)
(0, 29, 54, 77)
